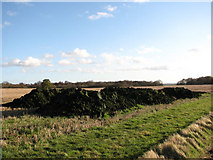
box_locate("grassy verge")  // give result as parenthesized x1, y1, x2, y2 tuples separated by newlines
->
(142, 112, 212, 158)
(2, 94, 212, 158)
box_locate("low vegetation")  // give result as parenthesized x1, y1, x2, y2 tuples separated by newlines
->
(2, 93, 211, 158)
(3, 85, 202, 117)
(142, 112, 212, 158)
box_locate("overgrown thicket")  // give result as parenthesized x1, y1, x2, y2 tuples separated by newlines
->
(3, 88, 59, 109)
(3, 85, 203, 117)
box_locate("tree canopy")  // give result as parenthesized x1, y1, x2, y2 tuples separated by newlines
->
(177, 76, 213, 85)
(41, 79, 53, 90)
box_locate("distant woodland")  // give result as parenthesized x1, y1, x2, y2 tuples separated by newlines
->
(1, 76, 212, 88)
(177, 76, 213, 85)
(1, 80, 163, 88)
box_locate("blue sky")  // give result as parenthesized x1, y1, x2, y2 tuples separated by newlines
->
(1, 2, 211, 84)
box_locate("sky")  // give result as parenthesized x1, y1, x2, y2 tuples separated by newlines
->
(1, 1, 211, 84)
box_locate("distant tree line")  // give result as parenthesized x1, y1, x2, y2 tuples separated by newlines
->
(1, 79, 163, 88)
(177, 76, 213, 85)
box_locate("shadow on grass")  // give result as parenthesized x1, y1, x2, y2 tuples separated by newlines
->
(1, 105, 39, 118)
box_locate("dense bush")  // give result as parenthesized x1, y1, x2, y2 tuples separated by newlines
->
(4, 87, 202, 117)
(100, 87, 175, 116)
(3, 88, 59, 109)
(38, 88, 105, 118)
(161, 87, 201, 99)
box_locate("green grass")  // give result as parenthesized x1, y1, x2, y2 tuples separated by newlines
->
(142, 112, 212, 158)
(2, 94, 212, 158)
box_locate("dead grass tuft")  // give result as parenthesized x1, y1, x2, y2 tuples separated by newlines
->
(142, 112, 212, 159)
(142, 149, 161, 158)
(159, 142, 186, 159)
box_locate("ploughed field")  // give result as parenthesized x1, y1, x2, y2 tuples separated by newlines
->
(1, 86, 212, 158)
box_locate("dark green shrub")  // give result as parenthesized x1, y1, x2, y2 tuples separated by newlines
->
(3, 88, 59, 109)
(160, 87, 202, 99)
(38, 88, 105, 117)
(3, 86, 203, 117)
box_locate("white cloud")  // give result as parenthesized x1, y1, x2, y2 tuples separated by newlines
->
(1, 21, 11, 28)
(77, 68, 103, 74)
(3, 58, 21, 66)
(137, 46, 161, 54)
(58, 58, 93, 66)
(143, 66, 168, 71)
(41, 59, 54, 67)
(21, 57, 41, 67)
(21, 68, 26, 73)
(105, 5, 117, 12)
(187, 48, 199, 52)
(61, 48, 90, 58)
(44, 53, 54, 59)
(78, 58, 93, 64)
(3, 0, 34, 7)
(101, 53, 115, 64)
(58, 59, 71, 66)
(119, 48, 124, 51)
(101, 53, 152, 66)
(3, 57, 40, 67)
(117, 66, 168, 72)
(4, 21, 11, 26)
(88, 12, 113, 20)
(101, 53, 130, 65)
(3, 56, 53, 67)
(48, 69, 62, 73)
(7, 11, 17, 16)
(166, 44, 211, 79)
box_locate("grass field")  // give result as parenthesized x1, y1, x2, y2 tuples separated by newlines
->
(2, 93, 212, 158)
(142, 112, 212, 158)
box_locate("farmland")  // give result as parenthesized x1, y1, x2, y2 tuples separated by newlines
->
(1, 85, 212, 158)
(2, 84, 211, 158)
(2, 1, 211, 158)
(2, 93, 212, 158)
(1, 84, 212, 104)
